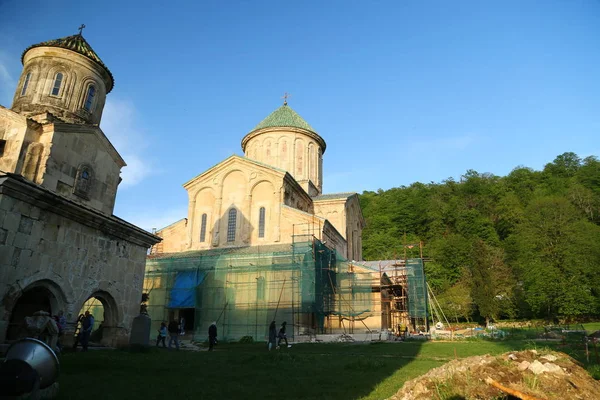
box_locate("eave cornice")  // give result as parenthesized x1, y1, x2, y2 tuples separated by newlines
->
(241, 126, 327, 154)
(0, 173, 160, 247)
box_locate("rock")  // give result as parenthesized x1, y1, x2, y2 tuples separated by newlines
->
(508, 353, 518, 360)
(528, 360, 549, 375)
(518, 360, 530, 371)
(541, 354, 558, 362)
(544, 363, 565, 375)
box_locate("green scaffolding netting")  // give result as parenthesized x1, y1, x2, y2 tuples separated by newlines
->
(144, 237, 374, 342)
(406, 258, 428, 321)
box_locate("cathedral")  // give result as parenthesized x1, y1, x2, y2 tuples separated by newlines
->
(151, 100, 365, 260)
(0, 31, 159, 346)
(145, 99, 375, 340)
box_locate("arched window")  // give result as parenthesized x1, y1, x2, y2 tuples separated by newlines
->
(51, 72, 63, 96)
(74, 164, 93, 198)
(84, 85, 96, 111)
(200, 213, 207, 242)
(309, 144, 315, 181)
(258, 207, 266, 238)
(227, 209, 237, 242)
(21, 73, 31, 96)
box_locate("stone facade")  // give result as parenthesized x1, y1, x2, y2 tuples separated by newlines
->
(0, 32, 160, 346)
(0, 175, 156, 345)
(0, 107, 123, 215)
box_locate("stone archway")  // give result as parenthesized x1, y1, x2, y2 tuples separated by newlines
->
(5, 280, 67, 341)
(77, 290, 121, 347)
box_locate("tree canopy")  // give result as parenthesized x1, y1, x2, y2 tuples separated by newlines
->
(359, 152, 600, 322)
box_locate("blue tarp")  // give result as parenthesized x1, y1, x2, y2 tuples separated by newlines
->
(168, 270, 206, 308)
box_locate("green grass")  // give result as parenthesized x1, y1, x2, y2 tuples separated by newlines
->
(583, 322, 600, 333)
(55, 341, 539, 400)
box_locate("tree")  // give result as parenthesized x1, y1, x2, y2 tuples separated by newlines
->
(469, 241, 515, 326)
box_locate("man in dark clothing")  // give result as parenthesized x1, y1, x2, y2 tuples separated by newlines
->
(277, 321, 290, 348)
(168, 320, 180, 350)
(208, 322, 217, 351)
(80, 311, 94, 351)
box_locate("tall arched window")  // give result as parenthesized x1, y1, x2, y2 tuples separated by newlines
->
(258, 207, 266, 238)
(200, 213, 207, 242)
(84, 85, 96, 111)
(21, 73, 31, 96)
(227, 209, 237, 242)
(309, 144, 315, 182)
(74, 164, 93, 198)
(51, 72, 63, 96)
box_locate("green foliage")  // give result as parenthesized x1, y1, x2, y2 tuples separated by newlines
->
(239, 335, 254, 343)
(360, 152, 600, 321)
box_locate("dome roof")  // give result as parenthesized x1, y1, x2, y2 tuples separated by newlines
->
(22, 34, 114, 93)
(250, 104, 316, 133)
(242, 103, 326, 153)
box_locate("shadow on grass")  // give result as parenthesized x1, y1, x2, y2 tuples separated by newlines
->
(56, 341, 428, 400)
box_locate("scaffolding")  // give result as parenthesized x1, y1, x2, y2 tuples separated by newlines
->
(357, 258, 429, 335)
(143, 237, 374, 342)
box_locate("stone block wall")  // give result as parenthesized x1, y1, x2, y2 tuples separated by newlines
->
(0, 174, 159, 346)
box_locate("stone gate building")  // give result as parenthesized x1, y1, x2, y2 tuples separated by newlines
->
(0, 31, 160, 346)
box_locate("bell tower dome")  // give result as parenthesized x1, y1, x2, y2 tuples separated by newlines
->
(11, 28, 114, 125)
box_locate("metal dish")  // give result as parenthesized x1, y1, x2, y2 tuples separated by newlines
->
(5, 337, 60, 389)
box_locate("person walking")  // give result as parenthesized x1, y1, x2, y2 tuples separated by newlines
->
(80, 311, 94, 351)
(156, 322, 167, 348)
(53, 310, 66, 351)
(180, 317, 186, 336)
(208, 321, 217, 351)
(277, 321, 290, 349)
(168, 320, 180, 350)
(268, 321, 277, 351)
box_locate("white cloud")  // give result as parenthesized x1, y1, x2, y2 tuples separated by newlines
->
(117, 206, 188, 233)
(0, 52, 16, 106)
(101, 98, 155, 187)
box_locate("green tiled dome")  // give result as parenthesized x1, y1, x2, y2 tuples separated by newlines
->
(22, 34, 114, 93)
(251, 104, 316, 133)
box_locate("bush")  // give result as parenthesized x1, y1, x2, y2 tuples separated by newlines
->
(239, 336, 254, 343)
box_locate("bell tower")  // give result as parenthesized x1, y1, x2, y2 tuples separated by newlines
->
(11, 25, 114, 125)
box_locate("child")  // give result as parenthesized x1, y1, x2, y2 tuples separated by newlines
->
(156, 322, 167, 348)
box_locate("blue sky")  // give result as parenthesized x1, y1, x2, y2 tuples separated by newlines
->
(1, 1, 599, 231)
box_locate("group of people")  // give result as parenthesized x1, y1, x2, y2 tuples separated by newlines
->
(268, 321, 290, 350)
(156, 319, 291, 351)
(156, 320, 183, 350)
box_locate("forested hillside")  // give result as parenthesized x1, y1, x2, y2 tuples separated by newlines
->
(359, 152, 600, 323)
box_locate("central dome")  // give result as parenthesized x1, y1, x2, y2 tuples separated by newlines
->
(241, 104, 326, 196)
(251, 104, 317, 133)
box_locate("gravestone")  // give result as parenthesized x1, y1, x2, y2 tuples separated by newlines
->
(129, 313, 151, 347)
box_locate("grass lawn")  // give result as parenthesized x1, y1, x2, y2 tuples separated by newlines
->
(56, 340, 537, 400)
(583, 322, 600, 333)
